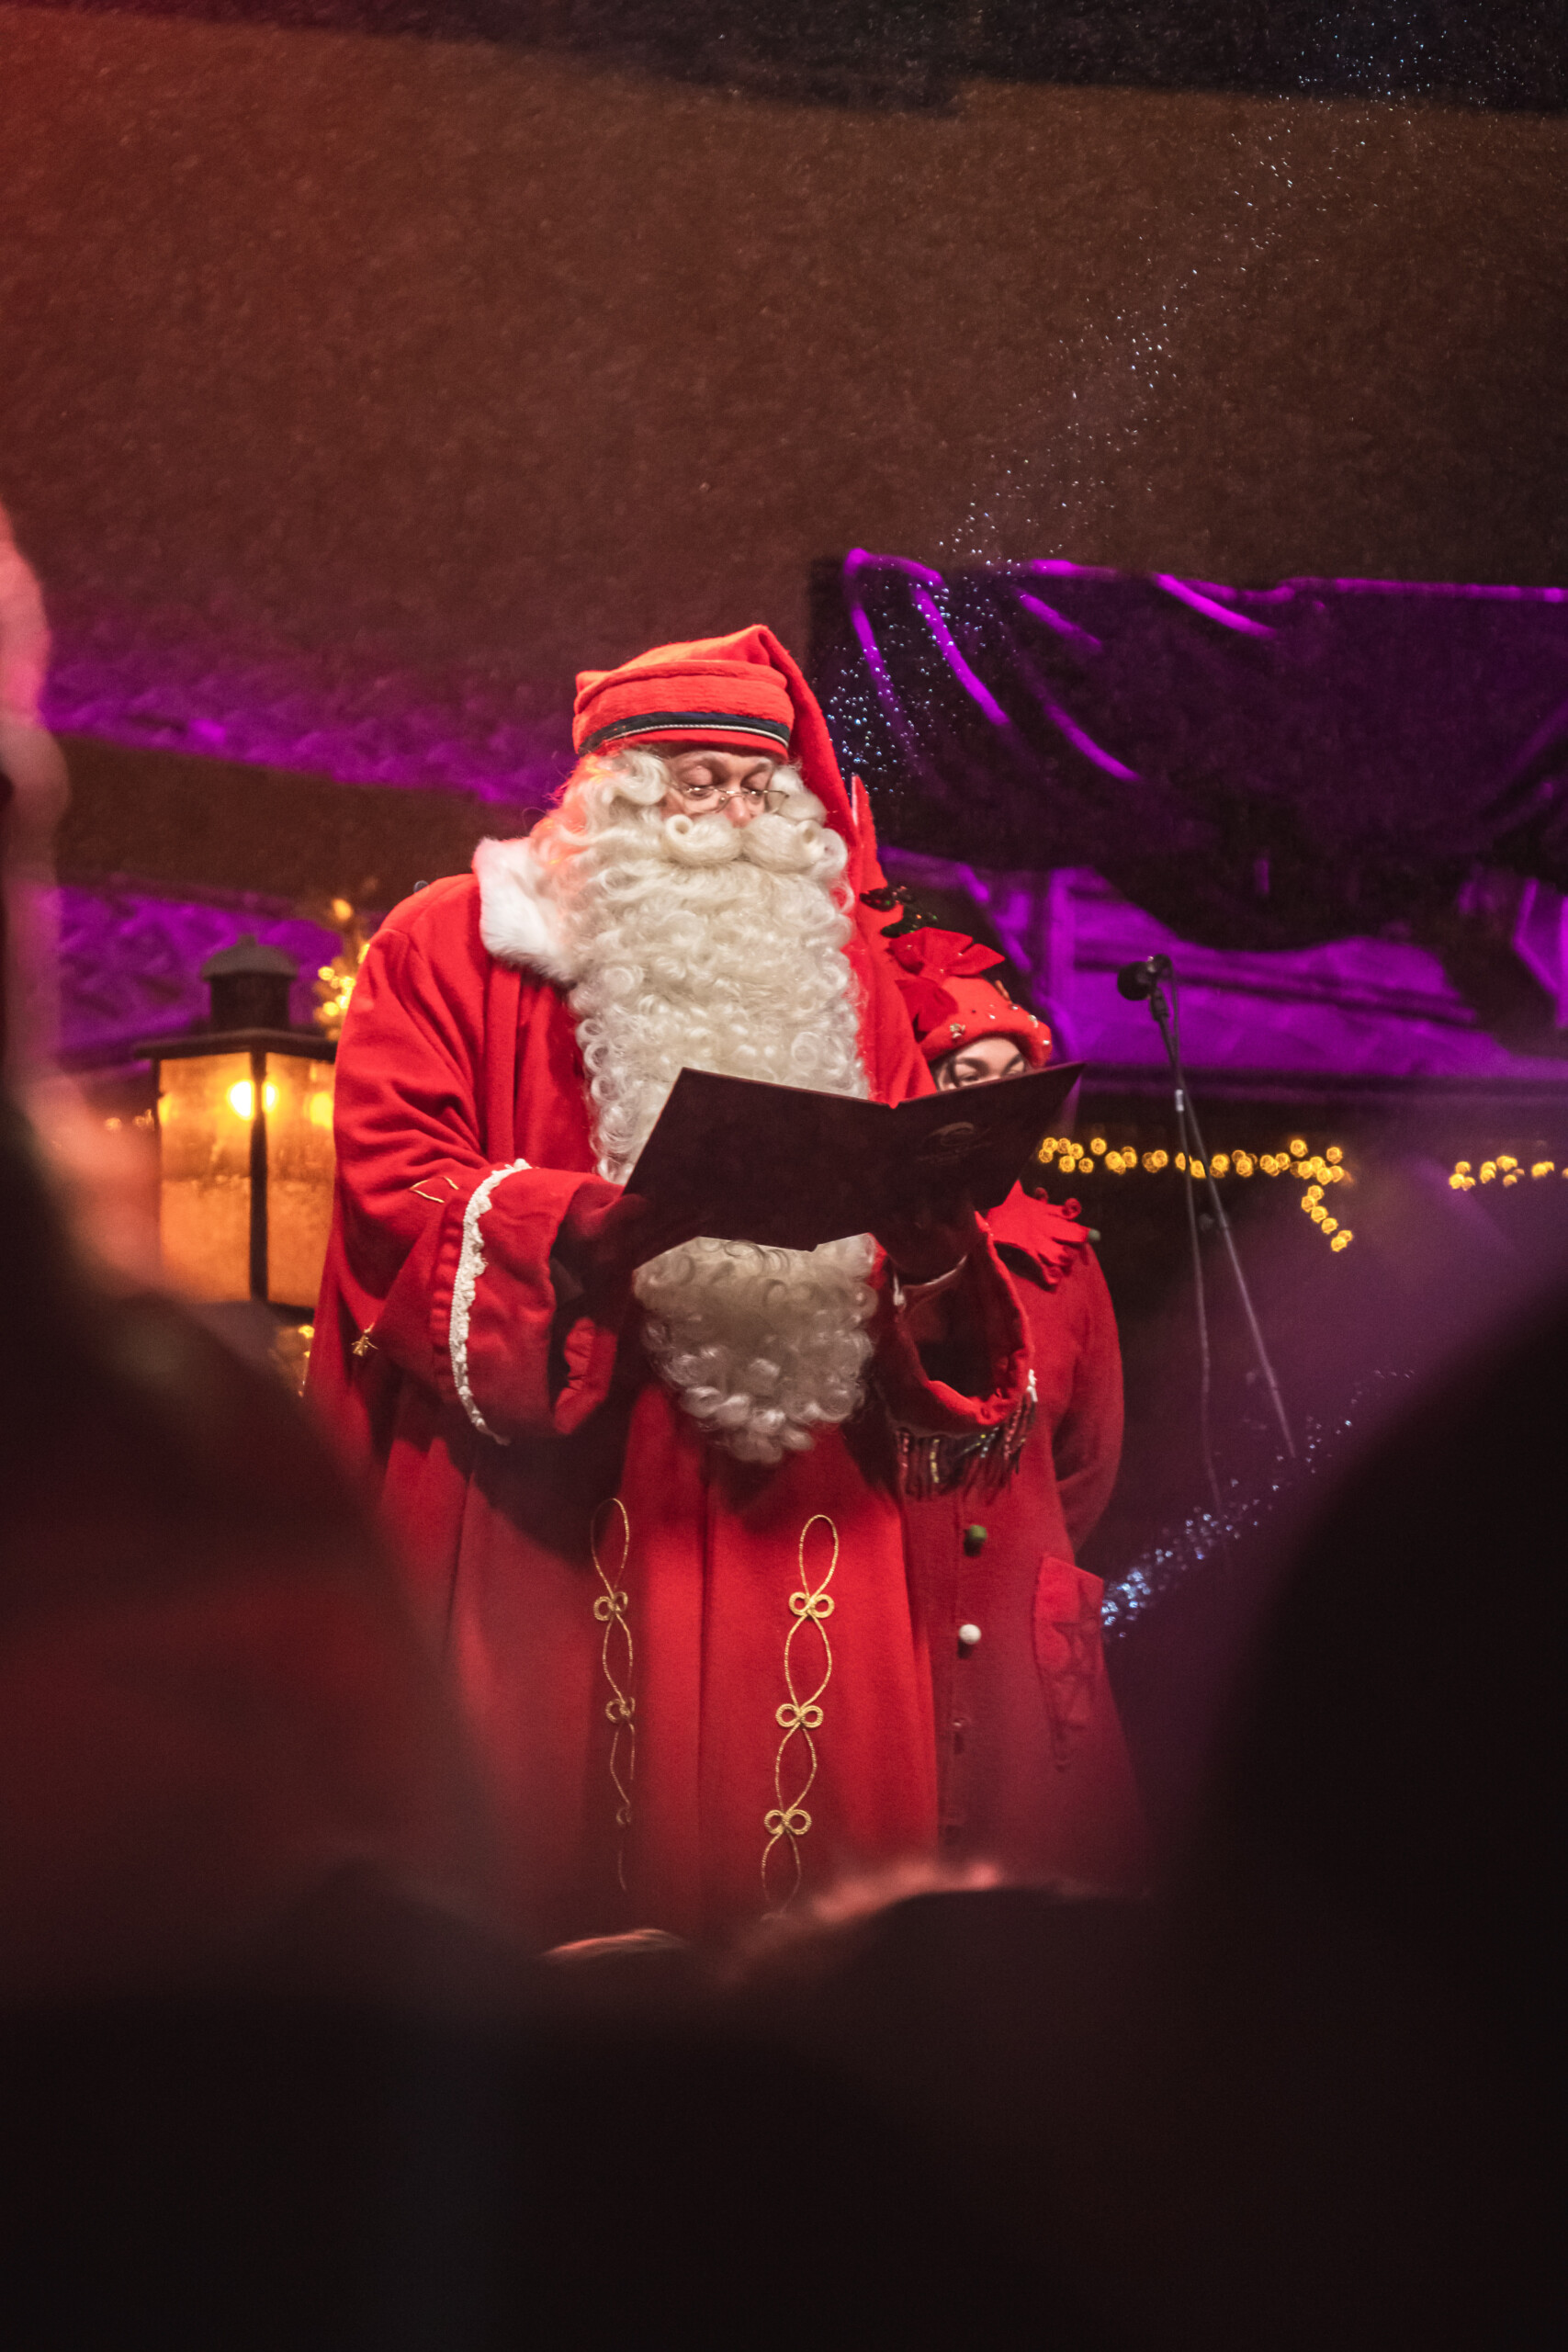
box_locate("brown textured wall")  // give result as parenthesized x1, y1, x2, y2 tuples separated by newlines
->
(53, 733, 523, 903)
(3, 3, 1566, 736)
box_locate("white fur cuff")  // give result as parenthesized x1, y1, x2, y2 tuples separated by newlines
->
(449, 1159, 533, 1442)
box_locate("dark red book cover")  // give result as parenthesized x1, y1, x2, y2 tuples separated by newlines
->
(626, 1064, 1083, 1250)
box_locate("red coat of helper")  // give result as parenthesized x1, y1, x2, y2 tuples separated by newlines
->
(889, 923, 1148, 1892)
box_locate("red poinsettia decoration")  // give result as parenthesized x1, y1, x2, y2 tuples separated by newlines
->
(886, 926, 1006, 1036)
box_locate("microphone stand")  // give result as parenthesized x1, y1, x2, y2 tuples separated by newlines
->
(1141, 964, 1297, 1467)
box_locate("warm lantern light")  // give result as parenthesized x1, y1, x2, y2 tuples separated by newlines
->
(133, 935, 339, 1311)
(226, 1079, 279, 1120)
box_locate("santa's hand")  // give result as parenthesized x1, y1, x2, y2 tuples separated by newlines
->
(557, 1182, 711, 1293)
(873, 1196, 981, 1288)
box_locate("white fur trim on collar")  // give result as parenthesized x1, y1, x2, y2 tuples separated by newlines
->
(473, 834, 581, 986)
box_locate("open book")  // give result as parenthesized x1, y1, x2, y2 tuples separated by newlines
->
(625, 1063, 1084, 1252)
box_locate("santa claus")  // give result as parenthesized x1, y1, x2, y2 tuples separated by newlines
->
(889, 925, 1148, 1891)
(310, 629, 1033, 1944)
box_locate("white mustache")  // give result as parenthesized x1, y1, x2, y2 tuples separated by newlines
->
(657, 808, 827, 876)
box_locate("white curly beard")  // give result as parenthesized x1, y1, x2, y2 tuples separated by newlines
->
(531, 749, 876, 1464)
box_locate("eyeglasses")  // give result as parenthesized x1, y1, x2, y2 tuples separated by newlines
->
(668, 779, 784, 815)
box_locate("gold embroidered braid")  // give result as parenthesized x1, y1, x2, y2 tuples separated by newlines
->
(762, 1513, 839, 1912)
(590, 1498, 637, 1890)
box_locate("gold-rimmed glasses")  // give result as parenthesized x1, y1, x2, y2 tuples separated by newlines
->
(667, 778, 785, 815)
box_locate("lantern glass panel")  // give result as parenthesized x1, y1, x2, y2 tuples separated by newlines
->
(266, 1053, 337, 1309)
(156, 1050, 336, 1306)
(157, 1051, 254, 1300)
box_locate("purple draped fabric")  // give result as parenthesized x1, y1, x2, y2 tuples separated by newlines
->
(878, 851, 1568, 1091)
(817, 554, 1568, 954)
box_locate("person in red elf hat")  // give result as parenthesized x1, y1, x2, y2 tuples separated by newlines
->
(886, 924, 1149, 1891)
(886, 924, 1054, 1087)
(310, 628, 1037, 1946)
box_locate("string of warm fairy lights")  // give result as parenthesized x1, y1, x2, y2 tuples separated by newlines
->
(1447, 1155, 1568, 1191)
(1036, 1133, 1357, 1250)
(312, 896, 372, 1040)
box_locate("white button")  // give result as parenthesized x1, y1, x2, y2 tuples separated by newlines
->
(957, 1622, 982, 1650)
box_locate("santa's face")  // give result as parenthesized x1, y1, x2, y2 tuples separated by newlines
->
(933, 1034, 1029, 1089)
(660, 747, 783, 825)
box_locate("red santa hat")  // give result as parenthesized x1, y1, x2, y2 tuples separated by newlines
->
(572, 624, 857, 845)
(887, 927, 1054, 1068)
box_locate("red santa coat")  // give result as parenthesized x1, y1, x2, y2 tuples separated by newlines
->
(309, 857, 1032, 1946)
(901, 1188, 1149, 1892)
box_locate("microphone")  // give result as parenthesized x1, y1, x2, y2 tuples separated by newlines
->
(1116, 953, 1173, 1001)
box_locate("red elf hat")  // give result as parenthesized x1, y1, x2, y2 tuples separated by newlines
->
(888, 928, 1054, 1068)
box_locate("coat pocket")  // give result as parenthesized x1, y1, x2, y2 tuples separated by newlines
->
(1032, 1555, 1105, 1770)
